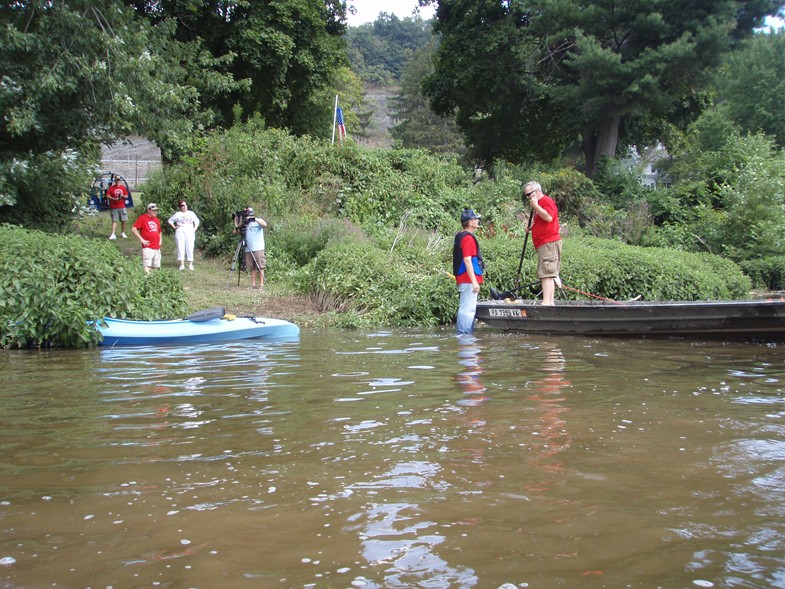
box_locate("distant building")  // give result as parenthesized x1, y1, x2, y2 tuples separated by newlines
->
(626, 144, 672, 189)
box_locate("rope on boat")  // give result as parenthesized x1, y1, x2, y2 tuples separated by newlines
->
(560, 284, 626, 305)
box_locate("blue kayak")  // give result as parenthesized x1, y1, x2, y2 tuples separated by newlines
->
(97, 311, 300, 346)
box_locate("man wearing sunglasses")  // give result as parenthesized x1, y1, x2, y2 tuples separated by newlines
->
(524, 181, 561, 305)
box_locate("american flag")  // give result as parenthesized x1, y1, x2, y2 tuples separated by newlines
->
(336, 106, 347, 140)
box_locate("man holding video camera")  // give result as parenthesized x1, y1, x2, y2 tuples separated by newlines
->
(240, 207, 267, 289)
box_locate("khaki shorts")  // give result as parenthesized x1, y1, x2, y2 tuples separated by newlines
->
(537, 239, 562, 279)
(142, 248, 161, 269)
(245, 249, 266, 270)
(110, 208, 127, 222)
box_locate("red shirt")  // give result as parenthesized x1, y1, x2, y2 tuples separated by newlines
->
(531, 194, 560, 249)
(132, 213, 162, 249)
(107, 183, 128, 209)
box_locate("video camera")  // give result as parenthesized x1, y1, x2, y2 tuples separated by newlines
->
(232, 207, 255, 233)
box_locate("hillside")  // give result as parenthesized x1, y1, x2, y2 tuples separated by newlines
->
(358, 86, 396, 148)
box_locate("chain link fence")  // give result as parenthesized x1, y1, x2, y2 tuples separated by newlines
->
(101, 137, 162, 189)
(99, 159, 162, 190)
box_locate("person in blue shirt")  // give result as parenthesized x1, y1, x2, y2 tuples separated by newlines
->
(243, 208, 268, 289)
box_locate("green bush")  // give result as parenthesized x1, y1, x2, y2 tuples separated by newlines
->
(293, 228, 752, 330)
(740, 256, 785, 290)
(469, 174, 528, 237)
(304, 234, 454, 328)
(665, 125, 785, 259)
(0, 225, 188, 348)
(481, 235, 751, 303)
(144, 123, 473, 257)
(592, 157, 651, 208)
(0, 150, 96, 233)
(273, 217, 365, 268)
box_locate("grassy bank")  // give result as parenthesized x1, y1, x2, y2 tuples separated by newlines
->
(73, 209, 327, 328)
(1, 207, 760, 349)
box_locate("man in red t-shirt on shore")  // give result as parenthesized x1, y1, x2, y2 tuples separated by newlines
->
(107, 176, 129, 240)
(525, 181, 561, 305)
(131, 203, 162, 274)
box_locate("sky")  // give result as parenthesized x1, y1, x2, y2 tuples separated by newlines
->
(347, 3, 782, 28)
(765, 15, 785, 30)
(347, 0, 436, 26)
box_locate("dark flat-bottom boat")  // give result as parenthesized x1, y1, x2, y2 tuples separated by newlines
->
(475, 298, 785, 339)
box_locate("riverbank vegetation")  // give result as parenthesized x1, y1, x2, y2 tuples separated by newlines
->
(0, 225, 187, 348)
(2, 2, 785, 348)
(0, 121, 760, 348)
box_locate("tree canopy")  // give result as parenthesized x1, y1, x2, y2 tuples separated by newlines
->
(0, 0, 352, 229)
(0, 0, 242, 228)
(424, 0, 785, 176)
(715, 29, 785, 148)
(125, 0, 350, 135)
(389, 41, 466, 157)
(0, 1, 242, 160)
(346, 13, 433, 85)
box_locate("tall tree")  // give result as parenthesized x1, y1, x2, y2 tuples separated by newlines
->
(0, 0, 236, 228)
(425, 0, 785, 176)
(715, 29, 785, 148)
(0, 1, 231, 159)
(127, 0, 350, 137)
(424, 0, 568, 166)
(390, 41, 466, 157)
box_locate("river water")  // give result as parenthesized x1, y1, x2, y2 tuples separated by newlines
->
(1, 328, 784, 589)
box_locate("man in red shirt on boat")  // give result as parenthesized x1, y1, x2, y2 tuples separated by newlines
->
(525, 181, 561, 305)
(131, 203, 162, 274)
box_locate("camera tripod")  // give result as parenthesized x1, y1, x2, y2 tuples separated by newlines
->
(225, 235, 263, 288)
(226, 237, 248, 288)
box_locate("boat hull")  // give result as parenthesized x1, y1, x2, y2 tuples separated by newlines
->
(475, 299, 785, 339)
(97, 316, 300, 346)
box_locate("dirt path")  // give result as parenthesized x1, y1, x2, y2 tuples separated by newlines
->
(226, 294, 325, 326)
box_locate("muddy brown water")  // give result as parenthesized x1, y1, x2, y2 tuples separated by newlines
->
(1, 328, 784, 588)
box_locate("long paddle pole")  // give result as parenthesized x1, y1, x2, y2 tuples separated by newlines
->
(331, 94, 338, 145)
(514, 209, 535, 291)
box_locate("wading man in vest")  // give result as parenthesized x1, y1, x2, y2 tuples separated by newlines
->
(453, 209, 484, 334)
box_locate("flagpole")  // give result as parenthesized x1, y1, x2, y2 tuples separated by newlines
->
(331, 94, 338, 145)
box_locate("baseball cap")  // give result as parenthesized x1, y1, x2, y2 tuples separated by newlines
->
(460, 209, 481, 223)
(246, 207, 254, 216)
(147, 203, 158, 211)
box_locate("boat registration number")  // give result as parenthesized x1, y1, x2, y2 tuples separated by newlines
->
(488, 308, 525, 318)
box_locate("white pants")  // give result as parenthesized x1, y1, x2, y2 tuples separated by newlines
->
(175, 228, 195, 262)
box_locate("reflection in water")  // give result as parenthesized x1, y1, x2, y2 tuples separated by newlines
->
(321, 336, 482, 588)
(527, 344, 571, 484)
(2, 333, 785, 588)
(453, 335, 492, 473)
(454, 335, 488, 407)
(98, 342, 276, 434)
(353, 502, 478, 589)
